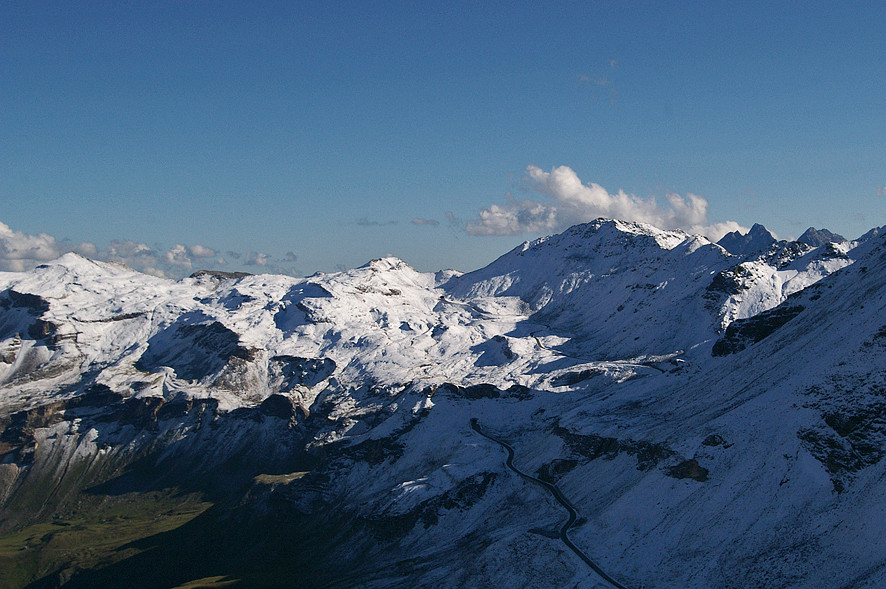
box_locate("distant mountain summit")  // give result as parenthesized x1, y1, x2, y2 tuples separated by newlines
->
(716, 223, 777, 256)
(797, 226, 846, 247)
(858, 225, 885, 242)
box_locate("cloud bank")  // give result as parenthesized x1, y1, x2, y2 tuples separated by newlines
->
(467, 165, 746, 241)
(0, 222, 98, 272)
(0, 221, 294, 278)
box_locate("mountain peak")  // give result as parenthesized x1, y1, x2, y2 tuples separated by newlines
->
(717, 223, 777, 256)
(42, 251, 95, 268)
(551, 218, 692, 251)
(797, 227, 846, 247)
(359, 256, 414, 273)
(30, 252, 139, 282)
(857, 226, 885, 242)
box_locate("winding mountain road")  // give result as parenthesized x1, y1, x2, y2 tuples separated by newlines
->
(471, 418, 630, 589)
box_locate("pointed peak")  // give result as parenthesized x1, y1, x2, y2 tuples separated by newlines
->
(50, 251, 93, 265)
(717, 223, 776, 256)
(748, 223, 776, 238)
(36, 252, 112, 275)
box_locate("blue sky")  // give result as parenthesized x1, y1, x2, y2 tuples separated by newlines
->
(2, 1, 884, 277)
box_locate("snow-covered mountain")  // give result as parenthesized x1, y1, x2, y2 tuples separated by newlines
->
(0, 218, 884, 588)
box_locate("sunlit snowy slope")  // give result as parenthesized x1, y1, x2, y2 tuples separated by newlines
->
(0, 218, 883, 588)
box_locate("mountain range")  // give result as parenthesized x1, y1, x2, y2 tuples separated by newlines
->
(1, 218, 884, 588)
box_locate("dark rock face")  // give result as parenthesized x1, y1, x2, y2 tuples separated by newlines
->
(2, 291, 49, 315)
(0, 388, 227, 468)
(135, 315, 252, 380)
(702, 434, 727, 447)
(505, 384, 533, 400)
(362, 472, 498, 540)
(0, 290, 56, 344)
(26, 318, 58, 341)
(553, 424, 674, 471)
(706, 265, 751, 297)
(0, 401, 67, 463)
(552, 423, 710, 482)
(0, 390, 311, 528)
(551, 368, 603, 387)
(667, 459, 709, 482)
(259, 394, 297, 420)
(819, 243, 850, 260)
(438, 382, 500, 399)
(190, 270, 252, 280)
(437, 382, 531, 400)
(712, 305, 805, 356)
(797, 426, 882, 493)
(797, 227, 846, 248)
(704, 265, 751, 311)
(269, 356, 336, 390)
(1, 290, 49, 317)
(155, 397, 220, 421)
(66, 384, 127, 409)
(800, 391, 886, 493)
(762, 240, 811, 269)
(717, 224, 777, 256)
(536, 458, 580, 483)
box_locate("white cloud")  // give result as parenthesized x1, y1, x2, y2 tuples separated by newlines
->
(244, 251, 269, 266)
(0, 221, 98, 272)
(165, 244, 192, 267)
(0, 220, 259, 278)
(189, 244, 216, 258)
(467, 165, 746, 241)
(104, 240, 152, 259)
(163, 243, 218, 267)
(412, 218, 440, 227)
(100, 240, 163, 275)
(0, 221, 63, 270)
(77, 242, 98, 257)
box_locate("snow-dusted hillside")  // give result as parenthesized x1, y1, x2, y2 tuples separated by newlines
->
(0, 218, 884, 588)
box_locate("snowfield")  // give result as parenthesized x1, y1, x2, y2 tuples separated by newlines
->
(1, 218, 885, 588)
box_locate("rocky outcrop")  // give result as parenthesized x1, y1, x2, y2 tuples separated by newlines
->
(135, 316, 254, 380)
(667, 459, 709, 482)
(712, 304, 805, 356)
(552, 423, 674, 471)
(437, 382, 531, 400)
(269, 355, 336, 390)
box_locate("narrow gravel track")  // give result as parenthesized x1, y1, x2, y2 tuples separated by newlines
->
(471, 418, 630, 589)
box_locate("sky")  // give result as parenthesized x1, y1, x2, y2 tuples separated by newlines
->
(2, 1, 885, 277)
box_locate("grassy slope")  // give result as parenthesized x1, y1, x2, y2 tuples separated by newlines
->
(0, 489, 212, 589)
